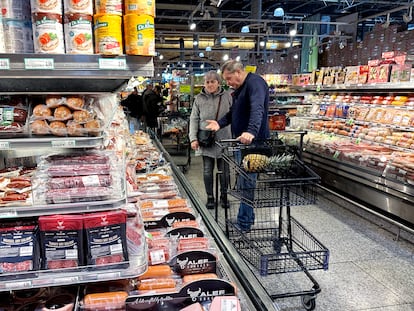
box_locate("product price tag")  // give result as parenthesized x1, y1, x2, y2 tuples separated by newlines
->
(0, 141, 10, 150)
(0, 58, 10, 70)
(24, 58, 54, 70)
(51, 140, 76, 148)
(6, 280, 32, 289)
(99, 58, 126, 70)
(55, 276, 79, 284)
(0, 210, 17, 218)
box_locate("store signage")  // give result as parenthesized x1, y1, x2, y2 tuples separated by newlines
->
(98, 58, 126, 70)
(24, 58, 54, 70)
(0, 58, 10, 70)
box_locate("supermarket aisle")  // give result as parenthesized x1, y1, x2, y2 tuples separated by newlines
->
(173, 153, 414, 311)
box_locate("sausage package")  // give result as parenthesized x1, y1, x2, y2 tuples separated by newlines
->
(0, 96, 29, 137)
(38, 214, 84, 270)
(83, 210, 129, 268)
(0, 220, 40, 275)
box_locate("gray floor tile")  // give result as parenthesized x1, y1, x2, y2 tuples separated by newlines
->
(172, 153, 414, 311)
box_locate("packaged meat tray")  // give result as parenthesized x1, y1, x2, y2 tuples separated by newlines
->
(29, 95, 105, 137)
(0, 96, 30, 137)
(33, 151, 125, 205)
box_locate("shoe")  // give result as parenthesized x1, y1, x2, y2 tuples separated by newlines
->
(233, 223, 251, 234)
(206, 196, 215, 209)
(220, 194, 230, 209)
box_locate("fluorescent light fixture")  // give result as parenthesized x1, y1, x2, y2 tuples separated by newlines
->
(199, 52, 204, 57)
(236, 56, 241, 61)
(193, 40, 198, 46)
(274, 7, 284, 17)
(270, 43, 277, 49)
(223, 54, 229, 61)
(241, 25, 250, 33)
(259, 40, 266, 47)
(189, 22, 196, 30)
(285, 42, 291, 48)
(206, 46, 212, 51)
(220, 37, 227, 44)
(289, 24, 297, 36)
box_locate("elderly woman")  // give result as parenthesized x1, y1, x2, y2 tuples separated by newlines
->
(189, 70, 232, 209)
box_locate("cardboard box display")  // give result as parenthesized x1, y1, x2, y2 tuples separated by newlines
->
(368, 66, 378, 83)
(344, 66, 359, 84)
(358, 65, 369, 84)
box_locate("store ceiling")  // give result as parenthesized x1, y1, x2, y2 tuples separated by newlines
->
(154, 0, 414, 72)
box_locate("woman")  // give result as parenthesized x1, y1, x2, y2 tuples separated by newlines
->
(189, 71, 232, 209)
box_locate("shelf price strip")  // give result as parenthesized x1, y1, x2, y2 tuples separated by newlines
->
(24, 58, 54, 70)
(0, 58, 10, 70)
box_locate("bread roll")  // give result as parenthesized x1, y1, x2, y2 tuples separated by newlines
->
(31, 119, 50, 135)
(66, 97, 84, 109)
(54, 106, 72, 119)
(50, 121, 67, 136)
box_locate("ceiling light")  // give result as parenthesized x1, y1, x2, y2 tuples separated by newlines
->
(241, 25, 250, 33)
(260, 40, 266, 47)
(200, 63, 204, 69)
(159, 54, 164, 60)
(236, 56, 241, 61)
(270, 43, 277, 49)
(193, 40, 198, 46)
(285, 42, 291, 48)
(223, 54, 229, 61)
(274, 7, 284, 17)
(189, 22, 196, 30)
(199, 52, 204, 57)
(289, 24, 297, 37)
(293, 54, 298, 59)
(220, 37, 227, 44)
(206, 46, 212, 52)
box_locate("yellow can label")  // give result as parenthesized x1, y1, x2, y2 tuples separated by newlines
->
(94, 14, 123, 55)
(123, 14, 155, 56)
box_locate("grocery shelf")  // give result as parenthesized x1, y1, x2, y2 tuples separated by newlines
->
(0, 54, 154, 93)
(0, 253, 147, 292)
(0, 136, 104, 150)
(292, 82, 414, 92)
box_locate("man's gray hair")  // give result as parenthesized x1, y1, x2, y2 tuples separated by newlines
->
(221, 60, 244, 73)
(204, 70, 222, 83)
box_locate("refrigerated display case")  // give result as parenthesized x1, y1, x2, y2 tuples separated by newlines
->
(289, 83, 414, 226)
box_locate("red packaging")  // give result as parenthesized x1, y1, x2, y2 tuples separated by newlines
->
(38, 214, 84, 270)
(83, 210, 128, 268)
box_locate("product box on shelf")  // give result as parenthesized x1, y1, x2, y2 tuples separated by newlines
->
(0, 96, 30, 137)
(390, 63, 412, 83)
(344, 66, 359, 84)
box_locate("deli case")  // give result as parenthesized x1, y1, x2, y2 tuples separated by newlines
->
(0, 53, 278, 311)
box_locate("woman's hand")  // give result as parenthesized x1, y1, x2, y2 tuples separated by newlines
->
(205, 120, 220, 131)
(191, 140, 199, 150)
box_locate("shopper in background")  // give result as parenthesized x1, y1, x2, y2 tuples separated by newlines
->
(206, 60, 270, 232)
(120, 87, 143, 130)
(143, 85, 164, 135)
(189, 70, 232, 209)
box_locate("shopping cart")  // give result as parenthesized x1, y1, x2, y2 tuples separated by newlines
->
(216, 135, 329, 310)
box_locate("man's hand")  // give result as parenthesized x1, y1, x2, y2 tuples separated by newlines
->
(237, 132, 255, 144)
(205, 120, 220, 131)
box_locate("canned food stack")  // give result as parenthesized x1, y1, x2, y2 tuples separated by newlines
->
(93, 0, 123, 55)
(123, 0, 155, 56)
(1, 0, 33, 53)
(31, 0, 65, 54)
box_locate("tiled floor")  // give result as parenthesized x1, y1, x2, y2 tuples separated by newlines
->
(173, 153, 414, 311)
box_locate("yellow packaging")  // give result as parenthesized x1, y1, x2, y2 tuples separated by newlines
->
(93, 14, 123, 55)
(123, 14, 155, 56)
(124, 0, 156, 17)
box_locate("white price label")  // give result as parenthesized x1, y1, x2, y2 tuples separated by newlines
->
(6, 280, 32, 289)
(0, 58, 10, 69)
(99, 58, 126, 70)
(24, 58, 54, 70)
(51, 140, 76, 148)
(0, 141, 10, 149)
(97, 272, 121, 279)
(55, 276, 79, 284)
(0, 211, 17, 218)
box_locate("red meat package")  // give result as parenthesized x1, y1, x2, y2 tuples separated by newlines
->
(83, 210, 129, 268)
(38, 214, 84, 270)
(0, 220, 40, 274)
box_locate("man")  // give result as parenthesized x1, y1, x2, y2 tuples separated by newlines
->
(206, 59, 270, 232)
(120, 87, 143, 130)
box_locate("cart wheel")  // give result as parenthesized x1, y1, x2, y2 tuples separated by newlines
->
(301, 295, 316, 311)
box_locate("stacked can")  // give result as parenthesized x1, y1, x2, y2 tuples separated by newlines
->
(1, 0, 33, 53)
(63, 0, 94, 54)
(31, 0, 65, 54)
(93, 0, 123, 55)
(123, 0, 155, 56)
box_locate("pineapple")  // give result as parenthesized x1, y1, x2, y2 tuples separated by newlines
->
(242, 153, 294, 172)
(242, 154, 269, 172)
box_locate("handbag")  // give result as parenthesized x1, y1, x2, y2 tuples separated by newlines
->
(197, 95, 222, 148)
